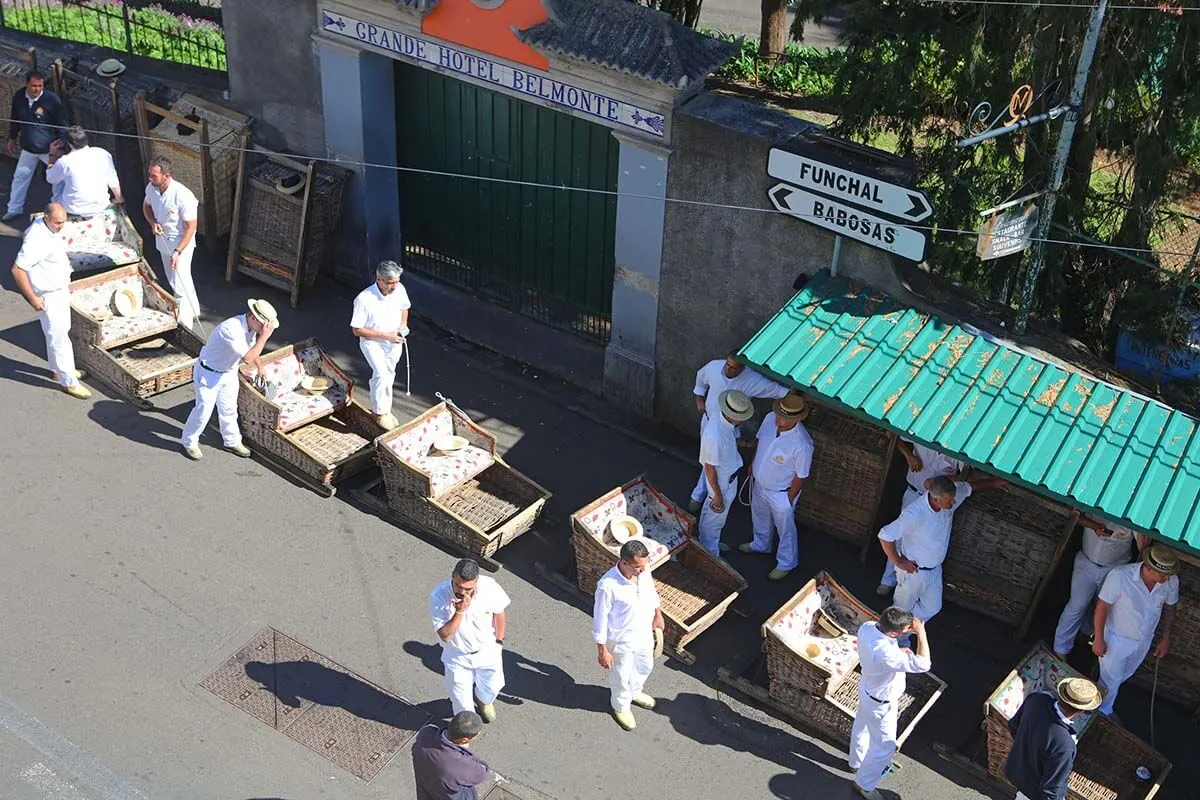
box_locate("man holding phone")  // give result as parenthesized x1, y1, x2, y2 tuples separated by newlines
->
(429, 559, 510, 724)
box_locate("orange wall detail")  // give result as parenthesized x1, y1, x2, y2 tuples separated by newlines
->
(422, 0, 551, 71)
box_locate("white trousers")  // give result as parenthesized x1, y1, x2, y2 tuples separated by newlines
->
(698, 470, 737, 555)
(849, 688, 898, 792)
(180, 364, 241, 448)
(1097, 628, 1152, 716)
(609, 641, 654, 713)
(443, 647, 505, 715)
(878, 488, 923, 588)
(894, 564, 943, 623)
(157, 240, 200, 330)
(749, 481, 799, 570)
(1052, 552, 1122, 654)
(360, 338, 401, 415)
(37, 288, 77, 388)
(6, 150, 50, 215)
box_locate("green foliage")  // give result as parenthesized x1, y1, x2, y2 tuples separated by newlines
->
(703, 31, 844, 101)
(5, 3, 226, 71)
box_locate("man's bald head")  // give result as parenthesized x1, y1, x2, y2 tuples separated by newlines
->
(44, 203, 67, 233)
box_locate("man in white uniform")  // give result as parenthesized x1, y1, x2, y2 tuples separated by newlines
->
(739, 392, 813, 581)
(430, 558, 510, 723)
(143, 155, 201, 330)
(697, 389, 753, 556)
(10, 203, 90, 399)
(593, 539, 665, 731)
(878, 473, 1006, 624)
(1052, 515, 1145, 658)
(1093, 544, 1179, 717)
(45, 126, 122, 216)
(350, 260, 411, 430)
(850, 606, 931, 800)
(179, 299, 278, 460)
(877, 439, 965, 595)
(689, 352, 788, 512)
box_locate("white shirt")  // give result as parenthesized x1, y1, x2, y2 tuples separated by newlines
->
(593, 565, 660, 649)
(752, 412, 814, 491)
(699, 413, 743, 474)
(1098, 562, 1178, 642)
(1080, 520, 1137, 568)
(46, 146, 118, 217)
(877, 482, 973, 568)
(904, 440, 963, 493)
(429, 576, 511, 656)
(198, 314, 256, 372)
(857, 621, 931, 702)
(693, 359, 788, 420)
(144, 178, 199, 246)
(351, 282, 411, 334)
(14, 219, 72, 294)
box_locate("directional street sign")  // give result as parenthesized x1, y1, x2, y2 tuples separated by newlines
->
(767, 148, 933, 223)
(768, 183, 928, 262)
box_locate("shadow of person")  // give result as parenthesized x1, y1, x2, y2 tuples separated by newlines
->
(244, 660, 429, 733)
(656, 692, 851, 778)
(0, 318, 48, 361)
(768, 771, 897, 800)
(399, 640, 610, 715)
(0, 350, 56, 390)
(88, 399, 182, 452)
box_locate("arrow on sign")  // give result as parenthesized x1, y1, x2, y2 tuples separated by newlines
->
(767, 149, 934, 223)
(768, 183, 928, 262)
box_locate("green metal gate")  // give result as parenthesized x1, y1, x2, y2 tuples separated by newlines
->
(395, 62, 619, 343)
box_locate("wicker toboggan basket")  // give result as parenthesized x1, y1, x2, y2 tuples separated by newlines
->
(0, 44, 35, 144)
(985, 644, 1170, 800)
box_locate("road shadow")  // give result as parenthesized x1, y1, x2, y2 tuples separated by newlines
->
(0, 349, 55, 390)
(656, 692, 850, 788)
(244, 659, 430, 732)
(401, 640, 611, 715)
(0, 318, 50, 368)
(88, 399, 181, 452)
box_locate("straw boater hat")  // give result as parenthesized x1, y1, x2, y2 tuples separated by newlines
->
(247, 299, 279, 327)
(1055, 677, 1102, 712)
(1143, 544, 1180, 576)
(95, 58, 126, 78)
(608, 514, 643, 545)
(774, 392, 810, 422)
(718, 389, 754, 423)
(275, 172, 307, 196)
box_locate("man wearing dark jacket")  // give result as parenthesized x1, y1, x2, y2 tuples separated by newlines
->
(5, 70, 69, 222)
(412, 711, 491, 800)
(1004, 677, 1102, 800)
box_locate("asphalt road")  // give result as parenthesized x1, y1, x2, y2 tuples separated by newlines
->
(0, 163, 1191, 800)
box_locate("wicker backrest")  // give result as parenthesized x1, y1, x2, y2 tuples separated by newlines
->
(945, 484, 1076, 627)
(0, 44, 35, 143)
(69, 262, 169, 316)
(795, 403, 892, 546)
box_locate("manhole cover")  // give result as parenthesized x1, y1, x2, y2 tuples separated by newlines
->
(201, 627, 428, 781)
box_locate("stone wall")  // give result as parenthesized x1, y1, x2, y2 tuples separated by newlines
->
(654, 92, 907, 433)
(223, 0, 325, 155)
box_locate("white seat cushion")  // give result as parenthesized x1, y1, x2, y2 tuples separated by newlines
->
(407, 446, 495, 497)
(276, 383, 350, 431)
(68, 243, 141, 272)
(97, 309, 176, 348)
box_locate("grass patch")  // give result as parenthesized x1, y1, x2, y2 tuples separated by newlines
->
(4, 2, 226, 71)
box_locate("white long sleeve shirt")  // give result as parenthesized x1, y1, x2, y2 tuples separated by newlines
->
(857, 621, 931, 702)
(693, 359, 788, 420)
(593, 565, 659, 650)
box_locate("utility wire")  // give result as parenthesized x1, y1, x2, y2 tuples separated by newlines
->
(914, 0, 1195, 11)
(8, 114, 1200, 260)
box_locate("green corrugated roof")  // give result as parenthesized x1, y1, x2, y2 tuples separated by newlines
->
(738, 270, 1200, 555)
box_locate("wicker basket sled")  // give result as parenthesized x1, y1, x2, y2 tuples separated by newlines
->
(225, 146, 351, 307)
(985, 644, 1171, 800)
(570, 476, 747, 658)
(376, 402, 551, 561)
(67, 263, 202, 405)
(758, 571, 947, 747)
(0, 44, 36, 145)
(236, 338, 384, 497)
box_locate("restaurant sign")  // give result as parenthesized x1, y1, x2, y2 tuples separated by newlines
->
(320, 10, 667, 138)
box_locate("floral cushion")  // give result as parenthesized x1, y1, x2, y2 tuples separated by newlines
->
(578, 482, 691, 565)
(97, 309, 175, 348)
(61, 207, 124, 249)
(769, 580, 877, 688)
(260, 353, 306, 395)
(67, 244, 140, 271)
(990, 647, 1094, 733)
(276, 383, 350, 431)
(382, 407, 497, 495)
(387, 409, 456, 463)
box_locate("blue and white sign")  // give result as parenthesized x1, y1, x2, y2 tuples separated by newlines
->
(321, 10, 666, 138)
